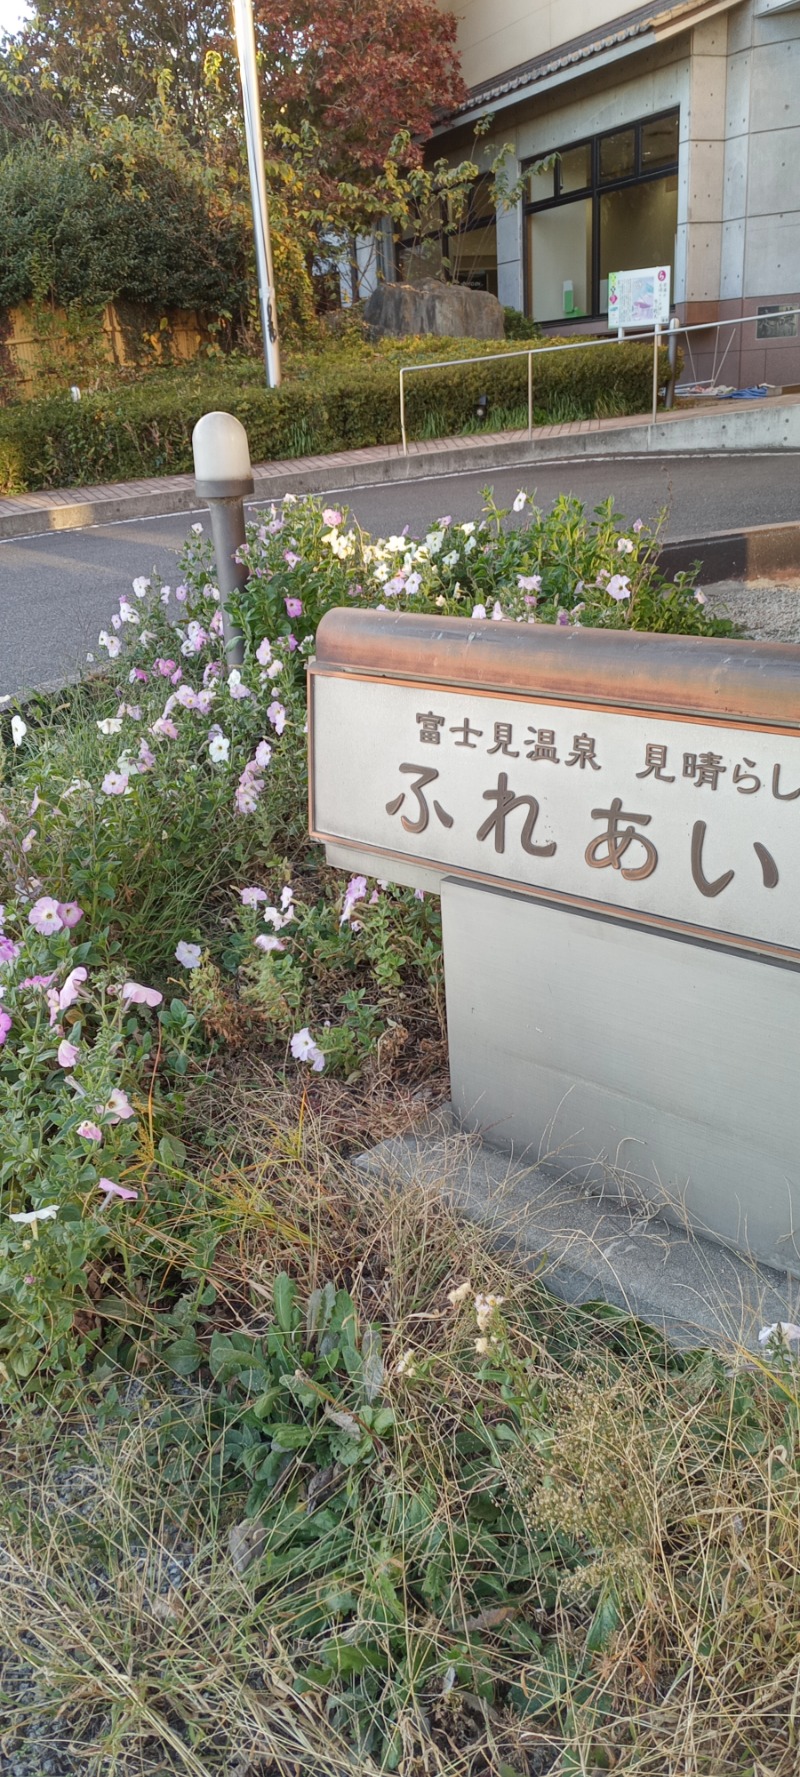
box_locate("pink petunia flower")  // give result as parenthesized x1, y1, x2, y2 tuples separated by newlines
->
(28, 896, 64, 936)
(57, 1039, 80, 1068)
(240, 886, 268, 906)
(98, 1179, 138, 1204)
(101, 771, 130, 796)
(254, 934, 285, 952)
(59, 966, 87, 1012)
(267, 701, 286, 736)
(283, 551, 300, 568)
(227, 670, 252, 702)
(606, 575, 631, 602)
(103, 1088, 135, 1123)
(322, 508, 342, 527)
(340, 874, 368, 926)
(285, 597, 303, 619)
(0, 1010, 11, 1045)
(235, 781, 260, 815)
(150, 718, 179, 739)
(256, 638, 272, 666)
(57, 902, 84, 929)
(77, 1120, 103, 1143)
(121, 981, 163, 1008)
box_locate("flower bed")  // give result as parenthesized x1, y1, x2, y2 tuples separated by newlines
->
(0, 489, 729, 1386)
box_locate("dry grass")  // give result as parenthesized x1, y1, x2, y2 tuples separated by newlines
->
(1, 1083, 799, 1777)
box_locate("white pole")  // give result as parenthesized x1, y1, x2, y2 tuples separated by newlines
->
(400, 369, 407, 456)
(652, 324, 660, 423)
(232, 0, 281, 389)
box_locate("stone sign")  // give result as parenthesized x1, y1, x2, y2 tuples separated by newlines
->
(312, 673, 800, 968)
(309, 610, 800, 1274)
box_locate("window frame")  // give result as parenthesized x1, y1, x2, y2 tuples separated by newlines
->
(522, 108, 680, 325)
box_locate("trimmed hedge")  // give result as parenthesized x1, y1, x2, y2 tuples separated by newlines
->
(0, 339, 671, 494)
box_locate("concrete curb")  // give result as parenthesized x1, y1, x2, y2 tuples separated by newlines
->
(3, 395, 800, 544)
(659, 520, 800, 583)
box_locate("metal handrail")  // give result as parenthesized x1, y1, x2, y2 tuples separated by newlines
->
(398, 304, 800, 455)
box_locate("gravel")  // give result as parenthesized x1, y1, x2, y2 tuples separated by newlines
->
(700, 578, 800, 643)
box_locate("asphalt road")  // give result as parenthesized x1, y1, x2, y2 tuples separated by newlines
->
(1, 450, 799, 697)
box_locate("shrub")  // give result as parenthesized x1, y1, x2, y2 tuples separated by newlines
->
(0, 337, 672, 493)
(0, 121, 250, 317)
(503, 304, 540, 340)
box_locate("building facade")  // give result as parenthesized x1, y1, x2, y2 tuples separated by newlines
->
(428, 0, 800, 386)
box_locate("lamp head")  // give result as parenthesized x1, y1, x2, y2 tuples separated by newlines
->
(192, 411, 254, 500)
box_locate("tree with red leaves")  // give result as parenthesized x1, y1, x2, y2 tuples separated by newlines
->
(255, 0, 467, 182)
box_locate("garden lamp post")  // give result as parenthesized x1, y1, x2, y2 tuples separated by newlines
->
(192, 411, 252, 665)
(232, 0, 281, 389)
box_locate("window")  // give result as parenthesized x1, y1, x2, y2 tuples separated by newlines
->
(523, 110, 679, 325)
(599, 129, 635, 184)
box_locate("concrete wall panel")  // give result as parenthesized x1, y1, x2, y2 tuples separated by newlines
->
(720, 217, 746, 296)
(723, 130, 749, 221)
(747, 34, 800, 131)
(744, 213, 800, 292)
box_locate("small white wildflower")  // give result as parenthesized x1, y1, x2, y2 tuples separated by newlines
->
(447, 1282, 472, 1307)
(474, 1292, 504, 1332)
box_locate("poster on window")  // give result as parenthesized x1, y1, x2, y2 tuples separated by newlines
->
(608, 265, 671, 329)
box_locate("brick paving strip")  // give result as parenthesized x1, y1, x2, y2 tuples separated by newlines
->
(3, 393, 800, 542)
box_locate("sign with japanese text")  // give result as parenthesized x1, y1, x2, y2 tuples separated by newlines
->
(608, 265, 671, 329)
(310, 672, 800, 967)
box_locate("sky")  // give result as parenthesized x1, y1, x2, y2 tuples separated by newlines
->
(0, 0, 31, 38)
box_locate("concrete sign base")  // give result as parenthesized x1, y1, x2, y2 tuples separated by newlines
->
(442, 878, 800, 1277)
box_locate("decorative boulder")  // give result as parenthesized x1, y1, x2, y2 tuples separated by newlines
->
(364, 278, 504, 341)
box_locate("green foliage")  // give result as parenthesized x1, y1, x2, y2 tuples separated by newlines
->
(231, 486, 731, 647)
(0, 118, 249, 315)
(0, 335, 672, 494)
(503, 305, 541, 340)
